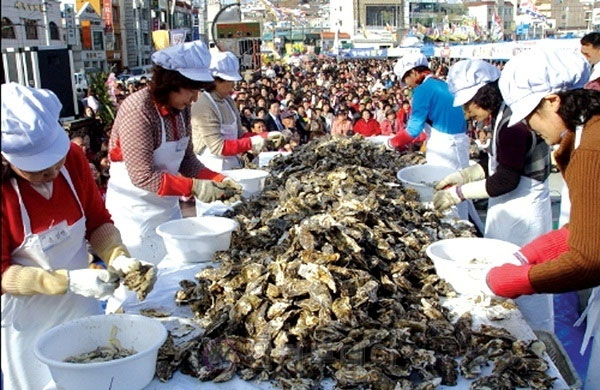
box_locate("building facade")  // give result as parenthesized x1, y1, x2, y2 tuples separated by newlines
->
(1, 0, 64, 51)
(75, 2, 107, 72)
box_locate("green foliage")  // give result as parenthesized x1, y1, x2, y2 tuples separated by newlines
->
(88, 71, 116, 125)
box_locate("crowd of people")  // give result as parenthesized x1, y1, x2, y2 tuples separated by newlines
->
(73, 55, 494, 201)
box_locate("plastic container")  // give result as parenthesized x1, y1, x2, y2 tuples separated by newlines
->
(258, 151, 291, 168)
(366, 135, 392, 145)
(222, 168, 269, 198)
(34, 314, 167, 390)
(425, 237, 520, 295)
(396, 164, 456, 202)
(156, 216, 238, 262)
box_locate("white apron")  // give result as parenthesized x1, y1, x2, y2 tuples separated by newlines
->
(558, 126, 583, 227)
(425, 124, 480, 226)
(197, 91, 241, 172)
(575, 287, 600, 390)
(1, 168, 100, 390)
(105, 108, 189, 265)
(485, 106, 554, 332)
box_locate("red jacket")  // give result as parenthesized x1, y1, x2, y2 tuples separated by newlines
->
(2, 144, 113, 274)
(353, 119, 381, 137)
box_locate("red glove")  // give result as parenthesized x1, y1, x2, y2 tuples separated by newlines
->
(388, 128, 415, 151)
(221, 138, 252, 156)
(413, 131, 427, 144)
(486, 263, 535, 299)
(517, 227, 570, 265)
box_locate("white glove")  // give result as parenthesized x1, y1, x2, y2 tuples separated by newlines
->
(250, 136, 266, 154)
(68, 269, 119, 299)
(435, 164, 485, 190)
(433, 186, 462, 211)
(111, 255, 155, 275)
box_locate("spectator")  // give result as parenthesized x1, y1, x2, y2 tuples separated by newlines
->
(353, 109, 381, 137)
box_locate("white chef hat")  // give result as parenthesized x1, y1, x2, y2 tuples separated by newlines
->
(1, 83, 70, 172)
(210, 51, 242, 81)
(499, 48, 590, 127)
(394, 53, 429, 81)
(447, 59, 501, 107)
(151, 40, 213, 82)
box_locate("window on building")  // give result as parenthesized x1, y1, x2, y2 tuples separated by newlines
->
(49, 21, 60, 40)
(2, 18, 16, 39)
(25, 19, 38, 40)
(366, 5, 398, 27)
(143, 33, 149, 46)
(93, 31, 104, 50)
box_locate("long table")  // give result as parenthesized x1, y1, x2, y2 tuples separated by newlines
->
(113, 257, 572, 390)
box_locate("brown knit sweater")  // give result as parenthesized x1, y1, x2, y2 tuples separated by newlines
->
(529, 115, 600, 293)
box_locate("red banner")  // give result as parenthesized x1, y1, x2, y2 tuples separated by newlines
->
(81, 20, 92, 49)
(103, 0, 113, 33)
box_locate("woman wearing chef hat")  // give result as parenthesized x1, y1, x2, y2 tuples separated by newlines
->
(436, 59, 554, 332)
(388, 53, 475, 223)
(105, 41, 239, 265)
(1, 83, 146, 389)
(486, 49, 599, 389)
(191, 51, 283, 171)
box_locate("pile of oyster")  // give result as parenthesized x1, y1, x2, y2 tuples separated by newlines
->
(157, 136, 555, 390)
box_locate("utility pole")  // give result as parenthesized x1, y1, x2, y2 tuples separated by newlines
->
(41, 0, 51, 45)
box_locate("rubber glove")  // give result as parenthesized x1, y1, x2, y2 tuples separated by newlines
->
(387, 129, 414, 151)
(250, 136, 266, 154)
(516, 227, 570, 265)
(433, 186, 462, 211)
(191, 179, 225, 203)
(111, 255, 156, 276)
(434, 164, 486, 190)
(486, 263, 535, 299)
(68, 269, 119, 299)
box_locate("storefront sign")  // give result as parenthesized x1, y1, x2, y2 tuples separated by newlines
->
(103, 0, 113, 33)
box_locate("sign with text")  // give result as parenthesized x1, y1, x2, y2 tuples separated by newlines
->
(103, 0, 113, 32)
(64, 4, 78, 45)
(216, 22, 261, 39)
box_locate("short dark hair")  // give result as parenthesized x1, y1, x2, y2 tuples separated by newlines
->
(581, 32, 600, 48)
(468, 80, 504, 116)
(150, 65, 208, 105)
(204, 76, 227, 92)
(556, 89, 600, 131)
(255, 107, 267, 115)
(251, 118, 265, 128)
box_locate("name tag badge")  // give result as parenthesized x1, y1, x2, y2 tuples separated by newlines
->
(39, 221, 70, 251)
(176, 138, 188, 152)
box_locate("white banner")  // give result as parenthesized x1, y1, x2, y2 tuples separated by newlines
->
(64, 4, 78, 45)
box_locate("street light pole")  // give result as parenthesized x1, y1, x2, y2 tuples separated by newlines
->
(41, 0, 51, 45)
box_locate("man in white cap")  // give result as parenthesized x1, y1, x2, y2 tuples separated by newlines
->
(436, 59, 554, 332)
(1, 83, 147, 389)
(105, 41, 240, 265)
(388, 53, 472, 221)
(191, 51, 282, 171)
(488, 48, 599, 390)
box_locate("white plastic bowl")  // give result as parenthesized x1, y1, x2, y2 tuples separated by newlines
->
(34, 314, 166, 390)
(396, 164, 456, 202)
(366, 135, 392, 145)
(156, 216, 238, 262)
(258, 151, 291, 168)
(426, 237, 521, 295)
(222, 168, 269, 198)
